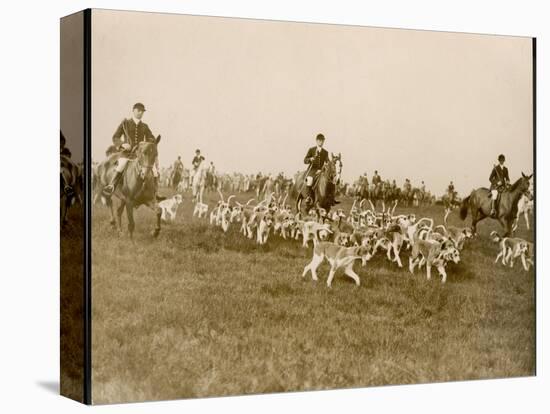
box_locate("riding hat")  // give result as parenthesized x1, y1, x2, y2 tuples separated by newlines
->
(133, 102, 146, 111)
(498, 154, 505, 162)
(316, 133, 325, 141)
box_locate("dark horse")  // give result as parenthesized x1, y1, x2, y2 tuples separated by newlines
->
(95, 137, 162, 238)
(460, 172, 532, 237)
(294, 157, 340, 213)
(170, 167, 182, 190)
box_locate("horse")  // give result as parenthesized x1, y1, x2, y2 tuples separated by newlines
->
(460, 172, 533, 237)
(294, 157, 340, 213)
(170, 166, 183, 190)
(371, 182, 384, 207)
(94, 137, 162, 238)
(205, 170, 217, 193)
(191, 161, 209, 204)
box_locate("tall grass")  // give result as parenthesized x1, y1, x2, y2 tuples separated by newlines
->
(90, 191, 534, 404)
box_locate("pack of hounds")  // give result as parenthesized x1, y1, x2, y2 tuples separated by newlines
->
(158, 190, 534, 287)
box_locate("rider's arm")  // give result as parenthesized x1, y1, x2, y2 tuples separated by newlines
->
(304, 148, 314, 164)
(489, 167, 497, 184)
(112, 119, 125, 146)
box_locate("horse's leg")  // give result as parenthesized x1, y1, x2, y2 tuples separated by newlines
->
(470, 207, 479, 236)
(152, 202, 162, 238)
(125, 202, 135, 240)
(115, 199, 125, 236)
(501, 217, 512, 237)
(295, 193, 303, 214)
(60, 195, 67, 225)
(105, 197, 116, 228)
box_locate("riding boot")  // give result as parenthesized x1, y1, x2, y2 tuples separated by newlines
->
(490, 199, 497, 218)
(103, 170, 123, 196)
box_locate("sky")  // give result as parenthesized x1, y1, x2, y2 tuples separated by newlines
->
(60, 12, 84, 163)
(90, 10, 533, 195)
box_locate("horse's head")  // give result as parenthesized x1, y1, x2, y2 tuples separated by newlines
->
(518, 172, 533, 193)
(135, 135, 161, 176)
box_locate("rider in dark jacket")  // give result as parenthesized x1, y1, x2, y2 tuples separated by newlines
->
(489, 154, 510, 217)
(303, 133, 329, 202)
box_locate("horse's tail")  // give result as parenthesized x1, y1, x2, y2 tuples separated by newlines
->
(459, 196, 470, 221)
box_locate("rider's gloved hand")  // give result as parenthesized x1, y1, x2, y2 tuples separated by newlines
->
(120, 143, 131, 151)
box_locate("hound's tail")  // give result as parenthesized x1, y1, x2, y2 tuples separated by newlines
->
(459, 196, 470, 221)
(443, 208, 451, 226)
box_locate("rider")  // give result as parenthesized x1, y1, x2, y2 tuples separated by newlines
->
(171, 155, 184, 184)
(303, 133, 330, 203)
(192, 149, 205, 172)
(60, 131, 73, 196)
(173, 155, 184, 171)
(447, 181, 455, 195)
(372, 170, 382, 186)
(60, 131, 72, 158)
(403, 178, 412, 192)
(489, 154, 510, 217)
(103, 102, 158, 196)
(420, 181, 426, 193)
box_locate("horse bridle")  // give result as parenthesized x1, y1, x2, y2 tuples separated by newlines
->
(132, 144, 156, 177)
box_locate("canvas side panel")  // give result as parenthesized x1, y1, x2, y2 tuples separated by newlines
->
(60, 10, 86, 404)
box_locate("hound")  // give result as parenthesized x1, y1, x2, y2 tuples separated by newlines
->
(193, 201, 209, 219)
(404, 217, 434, 248)
(334, 231, 353, 247)
(159, 194, 183, 223)
(214, 192, 235, 226)
(280, 216, 297, 239)
(491, 231, 533, 270)
(298, 220, 333, 247)
(434, 208, 473, 250)
(302, 240, 372, 287)
(248, 211, 274, 244)
(372, 224, 405, 267)
(409, 236, 460, 283)
(209, 201, 223, 225)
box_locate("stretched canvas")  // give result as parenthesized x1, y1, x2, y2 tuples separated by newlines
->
(60, 9, 536, 405)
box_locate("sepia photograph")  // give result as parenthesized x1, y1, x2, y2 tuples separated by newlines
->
(62, 9, 534, 405)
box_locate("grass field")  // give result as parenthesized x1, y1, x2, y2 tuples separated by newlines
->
(90, 189, 535, 404)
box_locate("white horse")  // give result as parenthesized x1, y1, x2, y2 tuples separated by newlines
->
(512, 191, 534, 232)
(191, 161, 209, 204)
